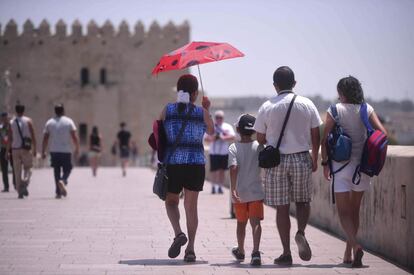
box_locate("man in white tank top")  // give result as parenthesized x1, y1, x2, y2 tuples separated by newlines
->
(7, 104, 37, 199)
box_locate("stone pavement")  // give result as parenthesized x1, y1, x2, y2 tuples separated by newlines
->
(0, 168, 409, 275)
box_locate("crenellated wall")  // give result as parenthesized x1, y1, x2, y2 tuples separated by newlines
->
(0, 19, 189, 40)
(0, 19, 190, 164)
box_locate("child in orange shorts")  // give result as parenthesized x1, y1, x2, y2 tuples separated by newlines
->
(228, 114, 265, 266)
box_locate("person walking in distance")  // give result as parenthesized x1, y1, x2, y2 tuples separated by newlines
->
(1, 112, 12, 192)
(116, 122, 131, 177)
(254, 66, 322, 265)
(205, 110, 235, 194)
(41, 104, 79, 199)
(7, 104, 37, 199)
(89, 126, 102, 177)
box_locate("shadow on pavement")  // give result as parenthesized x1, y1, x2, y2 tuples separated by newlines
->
(119, 259, 209, 266)
(211, 262, 356, 269)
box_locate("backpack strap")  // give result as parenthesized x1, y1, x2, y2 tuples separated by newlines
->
(360, 102, 374, 133)
(329, 104, 339, 123)
(329, 160, 349, 204)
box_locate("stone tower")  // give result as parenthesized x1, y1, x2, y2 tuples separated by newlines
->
(0, 19, 190, 164)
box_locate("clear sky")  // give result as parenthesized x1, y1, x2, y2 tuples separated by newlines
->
(1, 0, 413, 101)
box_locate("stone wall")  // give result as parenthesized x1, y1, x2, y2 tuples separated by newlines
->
(206, 145, 414, 270)
(293, 146, 414, 271)
(0, 19, 189, 164)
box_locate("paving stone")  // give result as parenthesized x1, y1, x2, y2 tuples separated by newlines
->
(0, 168, 410, 274)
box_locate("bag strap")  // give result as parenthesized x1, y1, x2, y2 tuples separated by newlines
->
(276, 94, 297, 149)
(15, 118, 26, 148)
(330, 104, 339, 123)
(359, 102, 374, 133)
(164, 104, 195, 163)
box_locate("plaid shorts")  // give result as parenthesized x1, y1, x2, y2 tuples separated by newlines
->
(264, 152, 313, 206)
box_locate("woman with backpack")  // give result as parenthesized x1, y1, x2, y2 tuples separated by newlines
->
(320, 76, 387, 267)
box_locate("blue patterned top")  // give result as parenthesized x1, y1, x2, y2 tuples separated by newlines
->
(163, 103, 206, 165)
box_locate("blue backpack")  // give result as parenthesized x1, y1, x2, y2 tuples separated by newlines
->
(326, 104, 352, 203)
(327, 105, 352, 163)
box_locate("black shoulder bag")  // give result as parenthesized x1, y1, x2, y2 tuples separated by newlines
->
(15, 118, 32, 151)
(258, 94, 297, 168)
(153, 105, 194, 201)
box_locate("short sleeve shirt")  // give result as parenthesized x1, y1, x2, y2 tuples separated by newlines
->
(228, 141, 265, 203)
(44, 116, 77, 153)
(254, 92, 323, 154)
(327, 103, 374, 162)
(209, 122, 235, 155)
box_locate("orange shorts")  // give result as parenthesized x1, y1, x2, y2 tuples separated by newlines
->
(233, 200, 264, 222)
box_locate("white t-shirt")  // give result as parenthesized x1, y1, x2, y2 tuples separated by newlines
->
(44, 116, 77, 153)
(254, 92, 323, 154)
(209, 122, 235, 155)
(327, 103, 374, 162)
(228, 141, 265, 203)
(10, 116, 31, 149)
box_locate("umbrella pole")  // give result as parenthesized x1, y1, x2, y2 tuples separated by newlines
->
(197, 64, 204, 95)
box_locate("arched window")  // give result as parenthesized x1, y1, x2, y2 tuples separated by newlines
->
(100, 68, 107, 85)
(80, 67, 89, 87)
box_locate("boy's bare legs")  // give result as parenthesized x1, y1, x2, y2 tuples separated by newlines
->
(184, 189, 199, 253)
(165, 193, 182, 236)
(276, 204, 291, 255)
(236, 221, 247, 254)
(250, 218, 261, 252)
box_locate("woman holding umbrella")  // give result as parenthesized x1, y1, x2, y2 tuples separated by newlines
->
(159, 74, 214, 262)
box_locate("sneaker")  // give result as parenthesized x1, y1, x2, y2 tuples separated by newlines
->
(57, 180, 67, 197)
(274, 254, 292, 266)
(250, 251, 261, 266)
(1, 189, 9, 192)
(218, 187, 223, 194)
(18, 194, 24, 199)
(211, 186, 216, 194)
(168, 232, 188, 258)
(55, 194, 62, 199)
(295, 231, 312, 261)
(231, 247, 245, 261)
(22, 181, 29, 197)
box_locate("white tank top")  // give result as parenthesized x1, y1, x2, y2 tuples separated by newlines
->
(11, 116, 31, 149)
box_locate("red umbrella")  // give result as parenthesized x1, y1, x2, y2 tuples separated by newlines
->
(152, 41, 244, 93)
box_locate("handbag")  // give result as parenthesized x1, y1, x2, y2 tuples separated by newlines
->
(153, 105, 194, 201)
(15, 118, 32, 151)
(258, 94, 297, 168)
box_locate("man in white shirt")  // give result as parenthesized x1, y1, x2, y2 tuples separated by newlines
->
(205, 110, 235, 194)
(254, 66, 322, 266)
(7, 104, 37, 199)
(41, 104, 79, 199)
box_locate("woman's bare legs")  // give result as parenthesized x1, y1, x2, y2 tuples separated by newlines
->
(183, 189, 199, 253)
(335, 192, 364, 263)
(165, 192, 183, 236)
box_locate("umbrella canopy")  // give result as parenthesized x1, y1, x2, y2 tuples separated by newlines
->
(152, 41, 244, 75)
